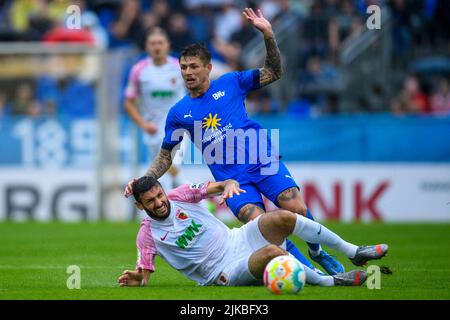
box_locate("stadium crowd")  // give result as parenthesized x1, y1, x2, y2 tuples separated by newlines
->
(0, 0, 449, 118)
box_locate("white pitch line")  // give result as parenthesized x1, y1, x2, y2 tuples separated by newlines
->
(0, 265, 132, 269)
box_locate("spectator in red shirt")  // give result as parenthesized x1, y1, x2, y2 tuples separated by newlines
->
(391, 75, 429, 115)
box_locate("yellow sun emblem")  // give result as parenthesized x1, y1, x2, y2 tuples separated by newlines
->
(202, 113, 222, 131)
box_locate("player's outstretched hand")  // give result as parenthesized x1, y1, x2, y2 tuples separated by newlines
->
(242, 7, 273, 38)
(123, 178, 137, 198)
(219, 180, 246, 205)
(118, 267, 144, 287)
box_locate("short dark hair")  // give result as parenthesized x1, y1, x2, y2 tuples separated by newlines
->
(179, 43, 211, 66)
(132, 176, 162, 203)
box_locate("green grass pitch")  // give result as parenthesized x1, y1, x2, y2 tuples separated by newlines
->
(0, 221, 449, 300)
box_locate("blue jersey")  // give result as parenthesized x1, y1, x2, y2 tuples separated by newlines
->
(162, 69, 278, 182)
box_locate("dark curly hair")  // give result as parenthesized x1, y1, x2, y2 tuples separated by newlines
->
(132, 176, 162, 203)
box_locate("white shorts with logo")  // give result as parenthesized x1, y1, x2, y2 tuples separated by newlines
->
(214, 216, 283, 287)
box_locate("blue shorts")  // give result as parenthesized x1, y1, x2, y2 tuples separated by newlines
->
(225, 161, 299, 217)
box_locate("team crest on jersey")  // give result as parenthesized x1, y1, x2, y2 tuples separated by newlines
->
(176, 208, 188, 220)
(171, 77, 177, 85)
(202, 113, 222, 131)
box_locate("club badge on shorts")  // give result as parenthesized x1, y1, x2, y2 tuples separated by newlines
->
(216, 272, 229, 286)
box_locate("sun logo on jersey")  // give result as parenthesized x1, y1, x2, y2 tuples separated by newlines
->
(202, 113, 222, 131)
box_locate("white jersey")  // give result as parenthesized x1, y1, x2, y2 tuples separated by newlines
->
(135, 183, 231, 285)
(144, 200, 230, 285)
(135, 183, 279, 287)
(125, 56, 186, 145)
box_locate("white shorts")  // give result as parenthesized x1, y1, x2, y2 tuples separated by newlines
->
(214, 216, 273, 287)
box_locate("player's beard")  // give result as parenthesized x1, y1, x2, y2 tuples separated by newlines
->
(145, 200, 171, 221)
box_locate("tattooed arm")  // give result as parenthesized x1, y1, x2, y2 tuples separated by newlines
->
(123, 148, 172, 198)
(242, 7, 282, 87)
(144, 148, 173, 179)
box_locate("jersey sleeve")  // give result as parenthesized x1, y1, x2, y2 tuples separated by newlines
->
(234, 69, 261, 96)
(124, 63, 141, 99)
(136, 218, 157, 272)
(167, 182, 210, 203)
(161, 107, 184, 151)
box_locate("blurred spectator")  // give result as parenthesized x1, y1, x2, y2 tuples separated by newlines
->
(186, 5, 212, 44)
(430, 78, 450, 115)
(346, 15, 364, 42)
(229, 12, 258, 49)
(260, 0, 282, 21)
(0, 0, 448, 117)
(299, 55, 339, 87)
(11, 83, 41, 117)
(389, 0, 414, 62)
(391, 75, 430, 115)
(150, 0, 171, 31)
(110, 0, 146, 49)
(246, 90, 280, 115)
(300, 0, 332, 63)
(57, 77, 95, 117)
(36, 76, 58, 115)
(80, 11, 108, 48)
(228, 13, 258, 68)
(271, 0, 302, 25)
(168, 13, 194, 55)
(41, 0, 106, 48)
(12, 0, 57, 41)
(75, 0, 109, 49)
(42, 24, 96, 46)
(214, 2, 241, 42)
(0, 91, 11, 117)
(335, 0, 358, 41)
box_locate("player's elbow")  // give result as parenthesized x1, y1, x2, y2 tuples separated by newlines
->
(124, 99, 136, 112)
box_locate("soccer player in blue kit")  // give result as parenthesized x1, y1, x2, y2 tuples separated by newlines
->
(125, 8, 345, 275)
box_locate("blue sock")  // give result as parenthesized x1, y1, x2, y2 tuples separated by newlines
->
(285, 239, 315, 270)
(306, 209, 321, 253)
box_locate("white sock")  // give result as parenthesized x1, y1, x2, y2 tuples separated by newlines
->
(293, 214, 358, 258)
(303, 265, 334, 286)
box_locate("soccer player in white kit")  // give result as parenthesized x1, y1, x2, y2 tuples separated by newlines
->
(118, 176, 389, 288)
(124, 27, 186, 190)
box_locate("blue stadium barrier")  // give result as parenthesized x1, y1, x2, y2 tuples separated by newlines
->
(0, 114, 449, 167)
(252, 114, 450, 162)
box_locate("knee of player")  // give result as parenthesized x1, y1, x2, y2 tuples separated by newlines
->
(238, 204, 263, 223)
(264, 244, 287, 260)
(271, 210, 297, 231)
(294, 204, 307, 217)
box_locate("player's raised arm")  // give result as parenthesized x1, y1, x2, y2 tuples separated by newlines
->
(242, 7, 282, 87)
(123, 148, 172, 198)
(144, 148, 173, 179)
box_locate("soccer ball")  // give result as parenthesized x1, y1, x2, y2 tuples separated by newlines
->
(263, 255, 306, 294)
